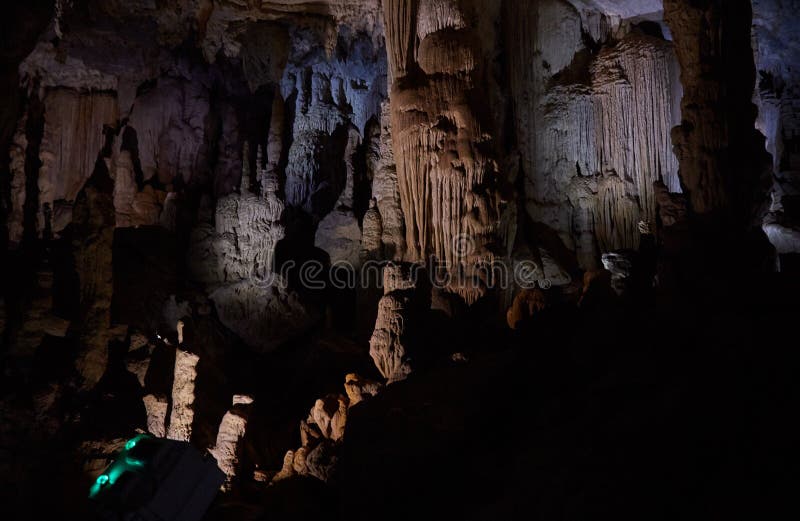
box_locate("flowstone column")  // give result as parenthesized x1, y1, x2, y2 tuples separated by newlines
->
(384, 0, 501, 303)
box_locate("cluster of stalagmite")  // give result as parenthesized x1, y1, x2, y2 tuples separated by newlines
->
(384, 0, 500, 302)
(274, 372, 381, 483)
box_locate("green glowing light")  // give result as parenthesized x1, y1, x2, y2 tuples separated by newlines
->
(89, 434, 153, 499)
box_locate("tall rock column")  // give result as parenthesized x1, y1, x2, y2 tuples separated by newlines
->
(663, 0, 772, 286)
(166, 324, 200, 442)
(384, 0, 500, 303)
(664, 0, 769, 226)
(72, 162, 115, 387)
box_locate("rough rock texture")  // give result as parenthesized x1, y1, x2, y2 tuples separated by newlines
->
(368, 102, 406, 259)
(38, 89, 118, 237)
(189, 145, 312, 351)
(601, 251, 635, 295)
(315, 127, 364, 266)
(369, 263, 420, 382)
(664, 0, 769, 222)
(384, 0, 501, 303)
(281, 30, 386, 217)
(752, 0, 800, 263)
(6, 117, 28, 245)
(209, 395, 254, 491)
(506, 288, 548, 330)
(506, 0, 682, 268)
(72, 167, 115, 387)
(166, 348, 199, 442)
(126, 77, 209, 187)
(143, 393, 168, 438)
(344, 373, 384, 406)
(274, 370, 384, 484)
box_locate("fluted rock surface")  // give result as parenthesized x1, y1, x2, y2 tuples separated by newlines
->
(507, 0, 682, 268)
(384, 0, 501, 303)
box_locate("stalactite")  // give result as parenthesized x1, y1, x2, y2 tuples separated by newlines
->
(38, 89, 117, 236)
(385, 0, 500, 302)
(593, 175, 641, 253)
(383, 0, 418, 79)
(506, 1, 683, 264)
(126, 78, 208, 186)
(591, 34, 682, 232)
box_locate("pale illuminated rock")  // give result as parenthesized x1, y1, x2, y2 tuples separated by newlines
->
(143, 394, 168, 438)
(166, 348, 199, 442)
(209, 395, 254, 491)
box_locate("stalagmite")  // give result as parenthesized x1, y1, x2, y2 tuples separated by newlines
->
(142, 394, 168, 438)
(166, 347, 199, 442)
(369, 263, 419, 382)
(361, 198, 384, 261)
(112, 149, 136, 228)
(273, 372, 383, 484)
(209, 395, 254, 491)
(72, 160, 115, 388)
(344, 373, 384, 406)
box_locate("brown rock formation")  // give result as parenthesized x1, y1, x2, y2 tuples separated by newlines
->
(664, 0, 770, 222)
(384, 0, 500, 303)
